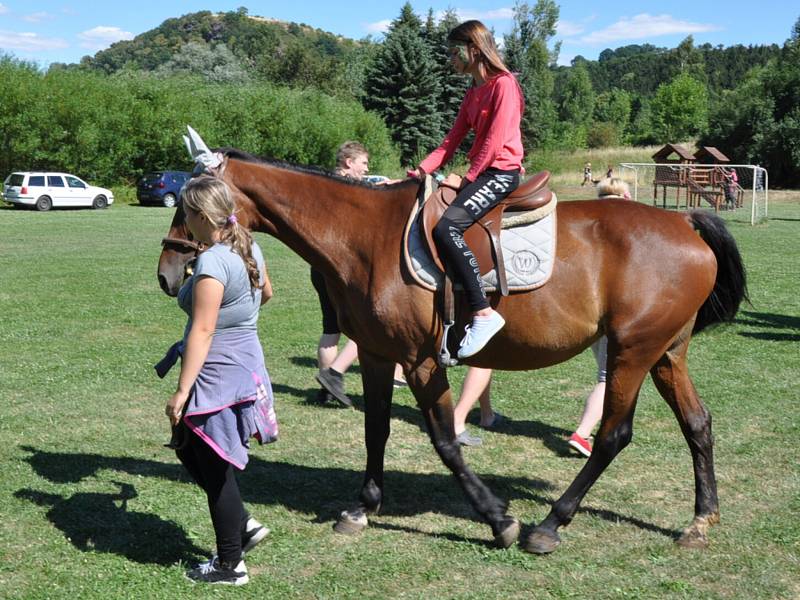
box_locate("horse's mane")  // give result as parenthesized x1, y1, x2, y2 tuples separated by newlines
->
(216, 146, 412, 190)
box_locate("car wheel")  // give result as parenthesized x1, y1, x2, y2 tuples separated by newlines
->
(35, 196, 52, 211)
(162, 193, 177, 208)
(92, 195, 108, 210)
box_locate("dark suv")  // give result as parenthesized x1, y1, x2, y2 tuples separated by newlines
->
(137, 171, 190, 207)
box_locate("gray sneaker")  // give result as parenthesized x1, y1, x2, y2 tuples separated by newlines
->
(455, 430, 483, 446)
(315, 368, 352, 407)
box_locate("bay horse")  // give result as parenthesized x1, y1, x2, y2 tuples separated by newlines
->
(158, 147, 746, 553)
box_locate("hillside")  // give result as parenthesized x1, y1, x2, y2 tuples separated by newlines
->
(77, 8, 366, 91)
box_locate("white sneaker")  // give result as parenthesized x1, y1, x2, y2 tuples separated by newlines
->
(457, 312, 506, 359)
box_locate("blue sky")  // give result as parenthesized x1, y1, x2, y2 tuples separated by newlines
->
(0, 1, 796, 67)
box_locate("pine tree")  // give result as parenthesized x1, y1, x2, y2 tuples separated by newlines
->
(425, 8, 469, 140)
(363, 4, 440, 165)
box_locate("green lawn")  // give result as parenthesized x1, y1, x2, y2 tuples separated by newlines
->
(0, 190, 798, 599)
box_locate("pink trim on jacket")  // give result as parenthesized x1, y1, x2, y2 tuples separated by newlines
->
(184, 417, 246, 470)
(419, 71, 524, 182)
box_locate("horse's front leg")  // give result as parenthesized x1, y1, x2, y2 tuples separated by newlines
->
(415, 357, 519, 548)
(333, 350, 394, 535)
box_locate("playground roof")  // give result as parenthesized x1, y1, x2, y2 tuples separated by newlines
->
(694, 146, 730, 163)
(652, 144, 695, 162)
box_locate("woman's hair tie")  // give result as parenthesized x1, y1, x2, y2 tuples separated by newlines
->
(227, 214, 238, 225)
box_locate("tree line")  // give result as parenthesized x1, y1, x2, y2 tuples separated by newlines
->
(4, 2, 799, 186)
(0, 58, 399, 184)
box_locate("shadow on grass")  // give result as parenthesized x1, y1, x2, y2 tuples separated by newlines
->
(14, 482, 206, 565)
(348, 401, 574, 457)
(736, 310, 800, 341)
(20, 445, 679, 544)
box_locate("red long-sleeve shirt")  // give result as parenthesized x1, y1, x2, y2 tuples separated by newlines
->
(419, 71, 524, 182)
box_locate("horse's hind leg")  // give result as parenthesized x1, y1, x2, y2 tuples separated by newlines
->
(417, 357, 519, 547)
(650, 333, 720, 549)
(524, 346, 651, 554)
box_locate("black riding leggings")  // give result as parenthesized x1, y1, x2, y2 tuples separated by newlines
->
(433, 168, 520, 311)
(176, 431, 249, 564)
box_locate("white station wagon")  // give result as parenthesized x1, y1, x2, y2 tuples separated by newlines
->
(3, 172, 114, 211)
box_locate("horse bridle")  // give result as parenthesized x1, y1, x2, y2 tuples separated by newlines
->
(160, 237, 207, 277)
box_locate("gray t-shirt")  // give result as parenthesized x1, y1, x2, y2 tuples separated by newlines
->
(178, 241, 265, 338)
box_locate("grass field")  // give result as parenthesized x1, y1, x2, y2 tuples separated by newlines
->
(0, 186, 798, 599)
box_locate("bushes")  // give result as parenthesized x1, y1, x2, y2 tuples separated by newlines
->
(0, 57, 400, 185)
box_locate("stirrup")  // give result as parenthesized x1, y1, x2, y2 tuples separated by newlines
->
(438, 319, 459, 368)
(437, 271, 459, 368)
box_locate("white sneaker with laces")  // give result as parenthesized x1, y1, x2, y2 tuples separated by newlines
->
(457, 312, 506, 359)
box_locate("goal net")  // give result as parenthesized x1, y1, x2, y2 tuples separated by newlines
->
(617, 163, 768, 225)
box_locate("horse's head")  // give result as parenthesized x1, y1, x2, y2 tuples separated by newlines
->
(157, 127, 278, 296)
(157, 202, 204, 296)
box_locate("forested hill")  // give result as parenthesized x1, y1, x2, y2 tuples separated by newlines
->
(75, 8, 363, 92)
(575, 41, 781, 97)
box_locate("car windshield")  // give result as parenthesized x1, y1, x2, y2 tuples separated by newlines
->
(7, 174, 24, 186)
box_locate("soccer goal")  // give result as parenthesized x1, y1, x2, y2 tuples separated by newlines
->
(618, 163, 768, 225)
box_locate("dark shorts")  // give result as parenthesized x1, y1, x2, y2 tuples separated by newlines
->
(310, 268, 340, 335)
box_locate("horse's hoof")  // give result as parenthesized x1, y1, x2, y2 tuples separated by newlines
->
(493, 518, 520, 548)
(676, 514, 716, 549)
(676, 527, 709, 549)
(522, 527, 561, 554)
(676, 529, 709, 549)
(333, 510, 368, 536)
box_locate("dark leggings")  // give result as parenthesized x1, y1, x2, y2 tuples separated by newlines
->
(176, 431, 249, 564)
(433, 168, 520, 311)
(310, 268, 340, 335)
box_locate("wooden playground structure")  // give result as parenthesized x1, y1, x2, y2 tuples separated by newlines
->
(652, 144, 743, 211)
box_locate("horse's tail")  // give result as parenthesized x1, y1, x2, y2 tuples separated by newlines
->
(689, 210, 749, 334)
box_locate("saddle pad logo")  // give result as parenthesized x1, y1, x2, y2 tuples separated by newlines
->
(512, 250, 540, 275)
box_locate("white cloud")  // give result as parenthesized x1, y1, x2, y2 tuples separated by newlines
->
(77, 25, 133, 50)
(0, 4, 9, 15)
(363, 19, 391, 35)
(556, 20, 586, 37)
(22, 11, 55, 23)
(0, 30, 68, 51)
(568, 13, 720, 45)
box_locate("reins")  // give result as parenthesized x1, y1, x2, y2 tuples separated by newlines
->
(160, 237, 206, 278)
(160, 237, 205, 253)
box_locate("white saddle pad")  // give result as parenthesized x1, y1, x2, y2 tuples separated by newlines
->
(403, 194, 558, 293)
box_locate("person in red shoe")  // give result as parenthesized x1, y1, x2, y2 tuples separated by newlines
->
(408, 19, 524, 359)
(567, 179, 632, 457)
(568, 336, 606, 457)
